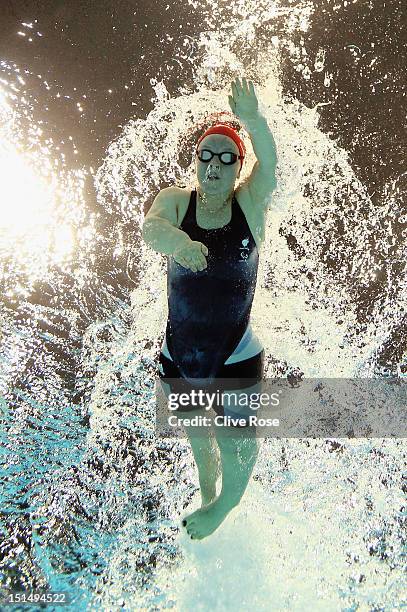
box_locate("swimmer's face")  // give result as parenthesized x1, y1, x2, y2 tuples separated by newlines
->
(195, 134, 241, 194)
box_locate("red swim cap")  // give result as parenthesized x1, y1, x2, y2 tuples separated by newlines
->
(196, 123, 246, 171)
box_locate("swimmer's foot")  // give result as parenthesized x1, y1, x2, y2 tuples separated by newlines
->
(183, 497, 234, 540)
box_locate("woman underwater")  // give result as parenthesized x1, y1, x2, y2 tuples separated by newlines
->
(142, 77, 277, 539)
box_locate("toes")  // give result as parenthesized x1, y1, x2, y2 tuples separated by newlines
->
(181, 508, 204, 531)
(182, 515, 194, 528)
(187, 525, 197, 536)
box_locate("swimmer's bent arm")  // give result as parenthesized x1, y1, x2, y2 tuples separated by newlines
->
(142, 187, 191, 255)
(142, 187, 208, 272)
(142, 216, 192, 256)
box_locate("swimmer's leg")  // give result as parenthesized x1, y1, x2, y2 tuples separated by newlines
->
(184, 381, 262, 540)
(177, 407, 221, 507)
(159, 377, 221, 507)
(214, 418, 258, 509)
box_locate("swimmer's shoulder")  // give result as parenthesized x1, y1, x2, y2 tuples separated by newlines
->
(146, 185, 191, 228)
(160, 185, 193, 227)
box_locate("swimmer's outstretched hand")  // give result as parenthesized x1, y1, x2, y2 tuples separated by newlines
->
(173, 240, 208, 272)
(228, 77, 259, 122)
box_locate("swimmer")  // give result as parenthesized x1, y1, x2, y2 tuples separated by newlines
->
(142, 77, 277, 539)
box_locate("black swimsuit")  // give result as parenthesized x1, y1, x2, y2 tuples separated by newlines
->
(163, 188, 261, 384)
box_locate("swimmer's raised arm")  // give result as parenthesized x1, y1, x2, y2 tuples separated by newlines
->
(142, 187, 208, 271)
(228, 77, 277, 206)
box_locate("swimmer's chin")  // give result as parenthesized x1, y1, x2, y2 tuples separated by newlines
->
(203, 177, 221, 184)
(200, 178, 227, 190)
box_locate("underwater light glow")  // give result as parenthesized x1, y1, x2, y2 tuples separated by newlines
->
(0, 138, 73, 261)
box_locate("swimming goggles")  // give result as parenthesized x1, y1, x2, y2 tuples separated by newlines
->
(196, 148, 244, 165)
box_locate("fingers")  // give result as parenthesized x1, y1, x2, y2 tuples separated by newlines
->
(228, 95, 235, 110)
(174, 256, 191, 270)
(184, 258, 199, 272)
(242, 77, 250, 95)
(174, 242, 208, 272)
(234, 78, 243, 96)
(197, 254, 208, 270)
(232, 77, 255, 97)
(175, 256, 207, 273)
(195, 259, 207, 272)
(174, 255, 194, 271)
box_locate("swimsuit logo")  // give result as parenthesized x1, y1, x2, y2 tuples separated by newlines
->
(239, 237, 250, 260)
